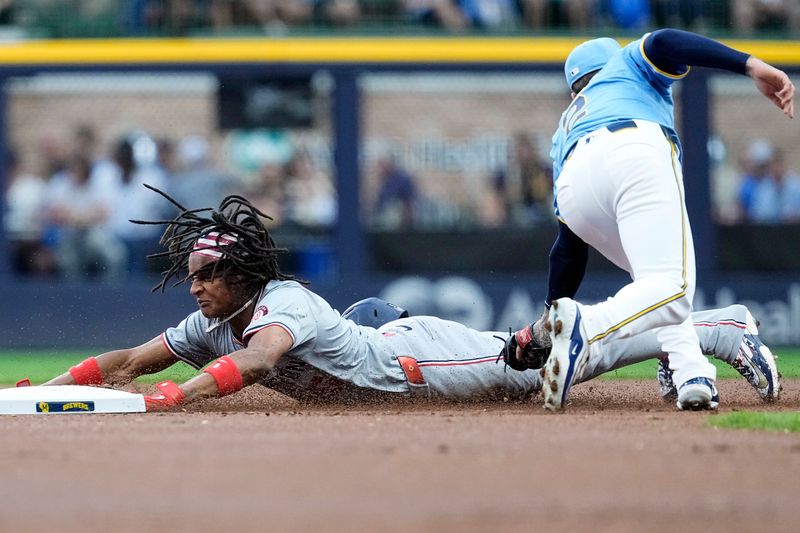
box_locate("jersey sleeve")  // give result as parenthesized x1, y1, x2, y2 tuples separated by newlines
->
(162, 311, 217, 369)
(242, 284, 317, 349)
(628, 34, 690, 88)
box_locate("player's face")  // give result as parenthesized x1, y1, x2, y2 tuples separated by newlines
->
(187, 254, 242, 319)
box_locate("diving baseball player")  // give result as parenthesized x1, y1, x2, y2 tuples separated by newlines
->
(38, 190, 778, 410)
(535, 29, 793, 411)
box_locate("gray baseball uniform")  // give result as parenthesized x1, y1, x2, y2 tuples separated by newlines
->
(162, 280, 539, 402)
(162, 280, 751, 402)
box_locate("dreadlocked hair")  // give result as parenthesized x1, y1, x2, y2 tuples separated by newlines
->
(131, 184, 305, 293)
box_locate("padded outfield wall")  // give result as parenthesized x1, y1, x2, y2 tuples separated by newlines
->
(0, 36, 799, 348)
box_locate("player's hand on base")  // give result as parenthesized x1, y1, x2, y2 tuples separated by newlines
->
(746, 56, 795, 118)
(144, 380, 186, 412)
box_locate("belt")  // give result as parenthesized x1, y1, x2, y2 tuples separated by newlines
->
(564, 120, 680, 160)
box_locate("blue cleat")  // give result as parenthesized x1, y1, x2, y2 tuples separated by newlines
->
(657, 357, 678, 402)
(732, 311, 781, 402)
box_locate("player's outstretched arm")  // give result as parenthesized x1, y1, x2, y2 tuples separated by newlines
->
(143, 325, 292, 411)
(746, 56, 795, 119)
(43, 336, 178, 387)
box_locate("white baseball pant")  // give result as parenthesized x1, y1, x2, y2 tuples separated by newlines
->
(554, 119, 716, 388)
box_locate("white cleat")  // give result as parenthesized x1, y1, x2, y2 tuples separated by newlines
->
(542, 298, 590, 411)
(676, 377, 719, 411)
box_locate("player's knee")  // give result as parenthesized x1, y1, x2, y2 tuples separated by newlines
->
(663, 292, 692, 324)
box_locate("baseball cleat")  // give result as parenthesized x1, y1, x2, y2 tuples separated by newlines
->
(542, 298, 589, 411)
(732, 311, 781, 401)
(657, 357, 678, 402)
(676, 377, 719, 411)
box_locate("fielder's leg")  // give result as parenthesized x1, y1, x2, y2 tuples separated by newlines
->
(553, 121, 716, 409)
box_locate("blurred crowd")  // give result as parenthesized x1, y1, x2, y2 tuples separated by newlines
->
(4, 124, 336, 278)
(2, 1, 800, 37)
(734, 138, 800, 224)
(5, 122, 797, 279)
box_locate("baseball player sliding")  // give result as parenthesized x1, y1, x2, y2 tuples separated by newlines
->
(521, 28, 793, 411)
(34, 189, 778, 410)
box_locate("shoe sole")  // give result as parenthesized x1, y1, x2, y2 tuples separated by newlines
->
(676, 383, 719, 411)
(543, 300, 588, 411)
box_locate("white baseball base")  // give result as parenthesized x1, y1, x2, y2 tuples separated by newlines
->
(0, 385, 146, 414)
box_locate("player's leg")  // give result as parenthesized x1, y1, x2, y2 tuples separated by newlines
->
(657, 306, 780, 401)
(576, 304, 779, 401)
(380, 316, 542, 401)
(551, 122, 715, 408)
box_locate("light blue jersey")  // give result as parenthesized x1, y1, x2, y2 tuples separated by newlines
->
(550, 33, 689, 182)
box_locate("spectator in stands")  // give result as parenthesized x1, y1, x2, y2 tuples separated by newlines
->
(45, 155, 127, 279)
(169, 134, 239, 211)
(737, 139, 800, 223)
(738, 138, 775, 222)
(488, 131, 552, 225)
(210, 0, 314, 33)
(4, 148, 56, 276)
(771, 150, 800, 222)
(458, 0, 522, 30)
(403, 0, 469, 30)
(520, 0, 597, 30)
(94, 136, 170, 275)
(321, 0, 362, 27)
(0, 0, 15, 25)
(372, 150, 418, 228)
(732, 0, 800, 35)
(284, 148, 337, 226)
(651, 0, 707, 30)
(155, 137, 177, 177)
(249, 160, 289, 227)
(606, 0, 650, 30)
(37, 132, 69, 179)
(73, 123, 99, 163)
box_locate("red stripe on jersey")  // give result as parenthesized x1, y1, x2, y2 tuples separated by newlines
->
(417, 356, 498, 368)
(692, 320, 746, 329)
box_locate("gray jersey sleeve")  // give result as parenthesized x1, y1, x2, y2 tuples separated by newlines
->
(242, 283, 317, 350)
(162, 311, 217, 369)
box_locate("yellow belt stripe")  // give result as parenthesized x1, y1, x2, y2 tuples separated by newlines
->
(588, 134, 689, 345)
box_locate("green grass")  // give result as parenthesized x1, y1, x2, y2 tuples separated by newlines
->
(1, 348, 799, 385)
(709, 412, 800, 433)
(0, 351, 199, 385)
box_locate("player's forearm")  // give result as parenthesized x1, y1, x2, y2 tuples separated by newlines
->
(546, 221, 589, 306)
(147, 348, 276, 410)
(644, 28, 749, 75)
(181, 349, 274, 403)
(43, 351, 132, 386)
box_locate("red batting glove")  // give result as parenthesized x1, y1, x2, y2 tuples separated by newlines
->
(144, 380, 186, 412)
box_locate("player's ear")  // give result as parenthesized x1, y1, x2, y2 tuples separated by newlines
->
(570, 91, 577, 99)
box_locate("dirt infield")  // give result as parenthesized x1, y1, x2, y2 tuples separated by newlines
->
(1, 379, 799, 533)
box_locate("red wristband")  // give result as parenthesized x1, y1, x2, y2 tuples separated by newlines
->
(155, 380, 186, 405)
(203, 355, 244, 397)
(69, 356, 103, 386)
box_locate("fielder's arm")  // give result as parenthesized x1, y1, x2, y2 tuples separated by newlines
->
(43, 337, 178, 387)
(644, 28, 794, 118)
(143, 325, 292, 411)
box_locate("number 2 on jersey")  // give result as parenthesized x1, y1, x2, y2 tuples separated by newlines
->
(561, 95, 587, 134)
